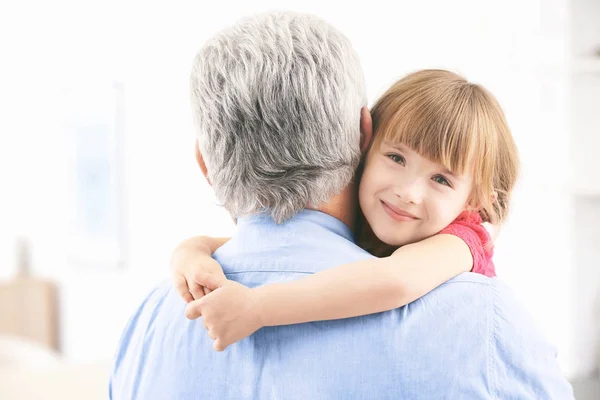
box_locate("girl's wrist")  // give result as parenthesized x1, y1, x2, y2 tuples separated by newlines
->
(250, 286, 271, 327)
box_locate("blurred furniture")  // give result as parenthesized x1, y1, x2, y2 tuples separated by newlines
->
(0, 334, 61, 368)
(0, 334, 108, 400)
(0, 276, 59, 351)
(0, 238, 59, 351)
(0, 364, 109, 400)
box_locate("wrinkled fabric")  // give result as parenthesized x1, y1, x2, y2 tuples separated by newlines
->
(110, 210, 572, 400)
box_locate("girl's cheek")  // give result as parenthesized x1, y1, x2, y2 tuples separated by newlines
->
(357, 179, 371, 210)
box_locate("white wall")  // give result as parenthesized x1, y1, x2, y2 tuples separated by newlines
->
(0, 0, 585, 378)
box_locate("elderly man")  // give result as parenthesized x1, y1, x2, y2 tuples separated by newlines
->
(110, 11, 573, 399)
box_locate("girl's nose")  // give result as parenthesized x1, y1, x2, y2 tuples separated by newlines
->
(393, 179, 423, 205)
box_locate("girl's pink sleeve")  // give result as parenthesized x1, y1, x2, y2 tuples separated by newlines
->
(439, 212, 496, 277)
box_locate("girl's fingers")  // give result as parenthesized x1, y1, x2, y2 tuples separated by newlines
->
(188, 280, 205, 300)
(173, 275, 194, 304)
(213, 338, 226, 352)
(207, 329, 216, 340)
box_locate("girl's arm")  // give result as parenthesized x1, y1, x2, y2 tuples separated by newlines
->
(170, 236, 230, 303)
(255, 233, 472, 326)
(189, 233, 473, 351)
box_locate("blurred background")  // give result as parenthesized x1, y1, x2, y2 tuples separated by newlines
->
(0, 0, 598, 398)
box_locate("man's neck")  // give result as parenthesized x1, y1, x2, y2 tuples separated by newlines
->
(309, 184, 357, 233)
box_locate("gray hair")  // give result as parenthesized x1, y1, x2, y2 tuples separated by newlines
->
(190, 11, 367, 223)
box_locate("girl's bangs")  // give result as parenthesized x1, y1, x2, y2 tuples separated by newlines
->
(374, 89, 487, 177)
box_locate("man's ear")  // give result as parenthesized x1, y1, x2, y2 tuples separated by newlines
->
(359, 106, 373, 154)
(194, 140, 211, 186)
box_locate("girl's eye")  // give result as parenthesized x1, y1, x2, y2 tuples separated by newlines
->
(387, 153, 405, 165)
(432, 175, 452, 187)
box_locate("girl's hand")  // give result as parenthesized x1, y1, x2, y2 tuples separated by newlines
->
(170, 237, 227, 303)
(185, 272, 264, 351)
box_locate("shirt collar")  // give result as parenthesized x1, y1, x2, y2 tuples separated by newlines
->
(236, 209, 354, 242)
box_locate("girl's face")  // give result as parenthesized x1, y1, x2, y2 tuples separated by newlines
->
(358, 140, 474, 247)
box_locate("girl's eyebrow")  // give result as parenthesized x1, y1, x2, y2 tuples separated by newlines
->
(441, 167, 457, 178)
(382, 141, 406, 152)
(440, 166, 463, 180)
(382, 140, 463, 180)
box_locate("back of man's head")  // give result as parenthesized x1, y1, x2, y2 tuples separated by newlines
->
(190, 12, 367, 223)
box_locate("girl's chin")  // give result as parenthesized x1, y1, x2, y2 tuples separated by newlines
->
(373, 229, 412, 248)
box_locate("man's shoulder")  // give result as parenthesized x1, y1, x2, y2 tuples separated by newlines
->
(440, 273, 532, 321)
(113, 279, 177, 359)
(133, 279, 174, 313)
(111, 279, 179, 379)
(438, 272, 512, 296)
(429, 272, 495, 303)
(445, 277, 573, 398)
(423, 273, 526, 325)
(115, 279, 173, 330)
(444, 271, 496, 286)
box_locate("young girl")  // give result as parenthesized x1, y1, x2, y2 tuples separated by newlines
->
(172, 69, 519, 351)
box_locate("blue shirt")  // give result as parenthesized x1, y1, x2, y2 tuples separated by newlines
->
(110, 210, 573, 399)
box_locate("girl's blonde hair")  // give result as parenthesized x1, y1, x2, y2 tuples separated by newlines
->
(370, 69, 519, 224)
